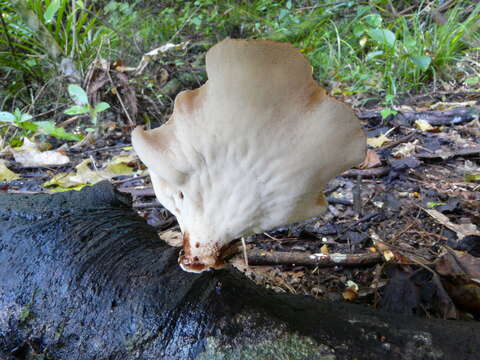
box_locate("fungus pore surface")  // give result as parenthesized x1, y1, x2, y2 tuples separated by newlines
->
(132, 39, 366, 273)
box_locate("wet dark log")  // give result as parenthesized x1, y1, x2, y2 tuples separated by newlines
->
(1, 182, 479, 360)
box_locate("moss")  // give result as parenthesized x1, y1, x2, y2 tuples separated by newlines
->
(197, 333, 336, 360)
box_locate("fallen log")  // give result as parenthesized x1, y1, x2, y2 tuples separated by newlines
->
(0, 181, 479, 360)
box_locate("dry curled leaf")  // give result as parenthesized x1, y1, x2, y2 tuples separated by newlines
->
(435, 250, 480, 315)
(415, 119, 434, 131)
(159, 230, 182, 247)
(12, 138, 70, 167)
(367, 134, 390, 148)
(359, 149, 381, 169)
(342, 280, 359, 301)
(392, 141, 417, 158)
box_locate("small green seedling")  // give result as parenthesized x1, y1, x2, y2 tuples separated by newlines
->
(64, 84, 110, 136)
(380, 108, 397, 120)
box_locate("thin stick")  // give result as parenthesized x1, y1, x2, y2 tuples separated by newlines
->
(168, 5, 202, 43)
(107, 71, 134, 126)
(241, 237, 249, 269)
(247, 250, 382, 267)
(353, 174, 362, 216)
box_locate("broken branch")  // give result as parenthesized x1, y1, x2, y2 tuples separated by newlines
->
(246, 250, 382, 267)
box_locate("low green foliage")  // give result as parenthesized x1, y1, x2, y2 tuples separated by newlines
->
(64, 84, 110, 134)
(100, 0, 479, 105)
(0, 0, 109, 71)
(1, 0, 479, 142)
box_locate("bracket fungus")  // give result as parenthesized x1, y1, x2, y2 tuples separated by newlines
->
(132, 39, 366, 273)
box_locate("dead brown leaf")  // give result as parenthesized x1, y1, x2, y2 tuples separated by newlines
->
(435, 250, 480, 315)
(359, 149, 382, 169)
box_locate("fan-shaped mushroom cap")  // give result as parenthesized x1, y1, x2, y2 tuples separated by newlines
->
(132, 39, 366, 273)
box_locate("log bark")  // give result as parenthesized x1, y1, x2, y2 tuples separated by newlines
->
(0, 182, 479, 360)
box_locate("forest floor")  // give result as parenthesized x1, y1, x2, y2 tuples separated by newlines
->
(1, 90, 479, 322)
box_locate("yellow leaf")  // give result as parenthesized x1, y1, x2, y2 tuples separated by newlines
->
(47, 184, 88, 192)
(320, 244, 329, 255)
(43, 172, 75, 188)
(104, 154, 136, 175)
(367, 134, 390, 148)
(43, 155, 136, 191)
(415, 119, 434, 131)
(383, 250, 395, 262)
(106, 163, 134, 175)
(0, 160, 20, 181)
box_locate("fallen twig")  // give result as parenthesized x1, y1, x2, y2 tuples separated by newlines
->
(342, 167, 390, 178)
(398, 106, 479, 126)
(80, 143, 131, 154)
(357, 106, 479, 126)
(133, 200, 160, 209)
(107, 70, 135, 126)
(326, 196, 353, 206)
(416, 146, 480, 160)
(379, 132, 415, 150)
(246, 250, 382, 267)
(118, 186, 155, 197)
(112, 174, 149, 185)
(421, 207, 480, 240)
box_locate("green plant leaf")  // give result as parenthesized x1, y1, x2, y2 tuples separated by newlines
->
(35, 121, 83, 141)
(13, 108, 23, 120)
(67, 84, 89, 105)
(366, 50, 383, 60)
(380, 108, 397, 119)
(368, 28, 395, 47)
(465, 174, 480, 182)
(353, 23, 367, 37)
(14, 120, 38, 132)
(64, 105, 89, 115)
(427, 202, 446, 208)
(20, 113, 33, 122)
(0, 112, 15, 123)
(465, 77, 480, 85)
(94, 102, 110, 113)
(44, 0, 61, 23)
(364, 13, 382, 28)
(411, 56, 431, 71)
